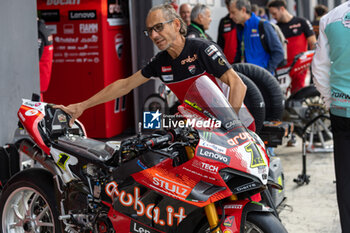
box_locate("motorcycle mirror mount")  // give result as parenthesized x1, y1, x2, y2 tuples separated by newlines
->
(137, 122, 142, 138)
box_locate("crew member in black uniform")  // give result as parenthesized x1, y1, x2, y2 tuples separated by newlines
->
(186, 4, 213, 41)
(217, 0, 239, 64)
(55, 4, 255, 131)
(268, 0, 316, 93)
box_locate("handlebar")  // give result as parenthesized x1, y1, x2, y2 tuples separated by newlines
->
(144, 128, 183, 148)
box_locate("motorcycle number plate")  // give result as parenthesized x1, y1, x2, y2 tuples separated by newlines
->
(277, 74, 291, 92)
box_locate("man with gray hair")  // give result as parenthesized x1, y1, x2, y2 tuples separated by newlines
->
(55, 4, 256, 132)
(186, 4, 212, 40)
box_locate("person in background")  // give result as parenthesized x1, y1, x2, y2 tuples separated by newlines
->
(312, 4, 328, 38)
(186, 4, 213, 41)
(37, 18, 53, 101)
(312, 2, 350, 232)
(268, 0, 316, 94)
(259, 7, 268, 20)
(229, 0, 284, 74)
(251, 4, 259, 15)
(217, 0, 240, 64)
(179, 3, 192, 26)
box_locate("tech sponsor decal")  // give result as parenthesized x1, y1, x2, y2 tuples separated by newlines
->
(68, 10, 96, 20)
(192, 160, 219, 173)
(130, 220, 160, 233)
(197, 147, 231, 165)
(105, 182, 187, 227)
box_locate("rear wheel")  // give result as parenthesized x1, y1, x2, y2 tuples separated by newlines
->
(0, 169, 62, 233)
(197, 212, 287, 233)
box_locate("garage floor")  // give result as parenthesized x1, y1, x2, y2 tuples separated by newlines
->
(275, 137, 341, 233)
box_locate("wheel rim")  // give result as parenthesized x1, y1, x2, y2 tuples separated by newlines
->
(244, 220, 264, 233)
(2, 187, 55, 233)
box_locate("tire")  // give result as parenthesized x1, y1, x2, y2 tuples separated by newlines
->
(237, 72, 266, 134)
(0, 168, 62, 233)
(143, 94, 169, 115)
(232, 63, 284, 121)
(196, 212, 287, 233)
(285, 85, 332, 142)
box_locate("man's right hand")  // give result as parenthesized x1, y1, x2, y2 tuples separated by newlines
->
(53, 102, 85, 127)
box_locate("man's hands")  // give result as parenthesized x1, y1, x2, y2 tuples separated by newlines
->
(53, 102, 86, 126)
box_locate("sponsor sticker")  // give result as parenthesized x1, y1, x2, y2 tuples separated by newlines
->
(205, 45, 218, 56)
(69, 10, 96, 20)
(79, 23, 98, 34)
(197, 147, 231, 165)
(161, 66, 172, 73)
(161, 74, 174, 81)
(25, 109, 39, 116)
(63, 24, 74, 34)
(46, 0, 81, 6)
(199, 140, 227, 154)
(130, 220, 159, 233)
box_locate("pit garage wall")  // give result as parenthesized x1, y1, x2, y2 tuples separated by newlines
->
(0, 0, 39, 145)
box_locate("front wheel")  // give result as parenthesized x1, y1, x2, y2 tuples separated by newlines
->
(197, 212, 287, 233)
(0, 169, 62, 233)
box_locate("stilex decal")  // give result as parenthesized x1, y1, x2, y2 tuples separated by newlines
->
(105, 182, 187, 227)
(245, 143, 266, 168)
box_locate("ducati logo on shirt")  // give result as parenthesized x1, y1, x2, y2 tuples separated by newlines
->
(161, 66, 172, 73)
(188, 65, 196, 74)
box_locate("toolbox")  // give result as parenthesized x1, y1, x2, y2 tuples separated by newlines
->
(259, 121, 294, 147)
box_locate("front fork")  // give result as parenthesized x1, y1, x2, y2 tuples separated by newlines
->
(204, 194, 238, 233)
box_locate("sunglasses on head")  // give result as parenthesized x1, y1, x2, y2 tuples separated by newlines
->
(144, 19, 174, 37)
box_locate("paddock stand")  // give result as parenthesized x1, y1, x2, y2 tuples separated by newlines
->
(293, 115, 332, 185)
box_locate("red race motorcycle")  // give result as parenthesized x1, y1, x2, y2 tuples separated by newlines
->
(0, 76, 287, 233)
(275, 50, 315, 97)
